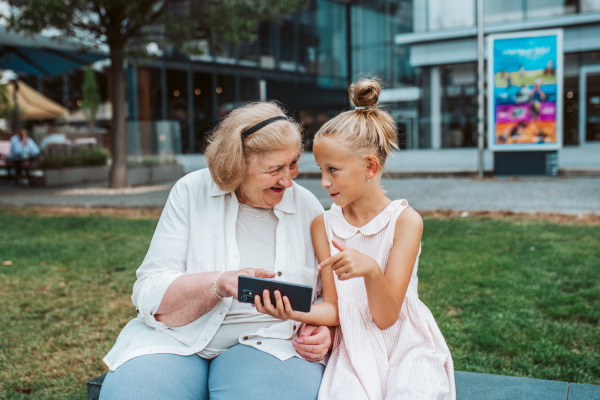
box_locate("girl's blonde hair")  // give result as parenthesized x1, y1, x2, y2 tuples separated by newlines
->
(314, 78, 398, 171)
(205, 102, 303, 192)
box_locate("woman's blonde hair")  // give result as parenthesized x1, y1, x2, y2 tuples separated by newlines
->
(314, 78, 398, 171)
(205, 101, 303, 192)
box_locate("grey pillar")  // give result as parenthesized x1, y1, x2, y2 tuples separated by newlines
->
(477, 0, 485, 177)
(259, 79, 267, 102)
(187, 65, 195, 153)
(430, 66, 442, 149)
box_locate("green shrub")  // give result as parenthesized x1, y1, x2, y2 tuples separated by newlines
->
(38, 147, 109, 169)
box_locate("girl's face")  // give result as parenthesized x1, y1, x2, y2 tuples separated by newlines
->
(313, 137, 371, 207)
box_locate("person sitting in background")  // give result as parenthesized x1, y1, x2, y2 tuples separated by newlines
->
(9, 128, 40, 185)
(10, 128, 40, 158)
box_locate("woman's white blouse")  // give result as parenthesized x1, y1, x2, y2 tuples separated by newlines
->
(103, 169, 325, 371)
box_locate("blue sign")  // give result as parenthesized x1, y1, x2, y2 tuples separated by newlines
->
(487, 30, 563, 151)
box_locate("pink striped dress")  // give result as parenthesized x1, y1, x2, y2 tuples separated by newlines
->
(318, 200, 456, 400)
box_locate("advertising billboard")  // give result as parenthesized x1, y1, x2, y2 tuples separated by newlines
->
(487, 29, 563, 151)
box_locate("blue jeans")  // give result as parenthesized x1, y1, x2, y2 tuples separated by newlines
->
(99, 344, 325, 400)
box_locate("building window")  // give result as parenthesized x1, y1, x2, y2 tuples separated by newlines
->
(525, 0, 577, 19)
(484, 0, 524, 25)
(581, 0, 600, 12)
(428, 0, 475, 31)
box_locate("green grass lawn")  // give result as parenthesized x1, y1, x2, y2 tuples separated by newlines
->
(0, 210, 599, 399)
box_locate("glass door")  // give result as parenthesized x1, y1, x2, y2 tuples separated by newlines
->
(579, 65, 600, 144)
(392, 109, 419, 149)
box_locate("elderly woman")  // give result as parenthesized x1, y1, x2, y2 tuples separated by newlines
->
(100, 102, 333, 400)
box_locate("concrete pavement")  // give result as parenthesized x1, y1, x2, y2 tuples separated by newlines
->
(2, 146, 599, 214)
(303, 177, 600, 215)
(2, 176, 599, 215)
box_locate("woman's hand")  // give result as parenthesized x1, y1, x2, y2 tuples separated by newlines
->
(293, 325, 334, 362)
(217, 268, 275, 299)
(318, 240, 380, 281)
(254, 289, 303, 321)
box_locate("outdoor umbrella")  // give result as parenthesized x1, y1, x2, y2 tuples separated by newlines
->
(5, 79, 67, 120)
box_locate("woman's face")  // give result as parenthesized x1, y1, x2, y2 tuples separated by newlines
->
(238, 145, 300, 209)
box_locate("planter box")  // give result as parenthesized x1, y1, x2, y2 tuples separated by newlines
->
(128, 165, 184, 186)
(32, 164, 183, 187)
(32, 166, 109, 187)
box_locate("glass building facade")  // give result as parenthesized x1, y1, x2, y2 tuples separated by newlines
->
(394, 0, 600, 148)
(24, 0, 600, 152)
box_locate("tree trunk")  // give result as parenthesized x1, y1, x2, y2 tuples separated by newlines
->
(109, 51, 128, 188)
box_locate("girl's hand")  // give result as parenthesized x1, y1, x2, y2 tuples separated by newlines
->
(318, 240, 380, 280)
(254, 289, 303, 321)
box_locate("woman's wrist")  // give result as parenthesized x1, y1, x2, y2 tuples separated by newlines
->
(214, 271, 230, 298)
(213, 271, 226, 300)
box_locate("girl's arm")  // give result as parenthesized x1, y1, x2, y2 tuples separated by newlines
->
(255, 214, 340, 327)
(319, 208, 422, 330)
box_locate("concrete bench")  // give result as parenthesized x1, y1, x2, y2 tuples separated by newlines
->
(88, 371, 600, 400)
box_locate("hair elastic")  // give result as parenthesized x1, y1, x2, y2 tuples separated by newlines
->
(354, 106, 373, 110)
(241, 116, 288, 138)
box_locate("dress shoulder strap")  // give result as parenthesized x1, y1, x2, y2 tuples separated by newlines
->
(382, 199, 414, 251)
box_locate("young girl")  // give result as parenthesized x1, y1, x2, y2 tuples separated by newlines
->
(255, 78, 456, 400)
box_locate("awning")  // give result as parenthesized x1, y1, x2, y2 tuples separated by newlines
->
(0, 26, 107, 76)
(6, 79, 67, 120)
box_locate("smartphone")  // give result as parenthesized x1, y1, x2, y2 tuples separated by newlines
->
(238, 276, 313, 313)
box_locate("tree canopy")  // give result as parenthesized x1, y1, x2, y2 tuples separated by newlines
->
(5, 0, 308, 187)
(6, 0, 308, 56)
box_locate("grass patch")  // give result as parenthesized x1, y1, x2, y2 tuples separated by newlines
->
(0, 211, 598, 398)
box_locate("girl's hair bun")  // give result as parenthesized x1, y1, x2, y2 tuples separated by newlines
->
(349, 78, 381, 108)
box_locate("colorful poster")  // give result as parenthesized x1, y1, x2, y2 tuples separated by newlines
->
(487, 30, 563, 151)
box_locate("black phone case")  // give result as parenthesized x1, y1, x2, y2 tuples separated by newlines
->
(238, 276, 313, 313)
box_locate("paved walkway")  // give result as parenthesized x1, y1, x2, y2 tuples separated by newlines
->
(1, 176, 599, 215)
(305, 177, 600, 214)
(177, 146, 600, 175)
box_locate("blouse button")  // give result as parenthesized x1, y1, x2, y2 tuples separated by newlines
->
(243, 336, 249, 340)
(277, 271, 282, 276)
(257, 341, 262, 345)
(136, 309, 139, 313)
